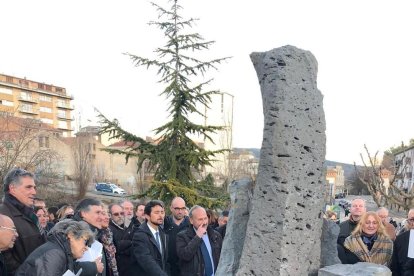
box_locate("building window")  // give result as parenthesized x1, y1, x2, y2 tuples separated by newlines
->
(40, 118, 53, 124)
(56, 87, 63, 93)
(45, 136, 50, 148)
(57, 110, 66, 118)
(39, 137, 44, 148)
(6, 76, 13, 83)
(93, 143, 96, 151)
(58, 120, 68, 129)
(39, 95, 52, 102)
(20, 103, 34, 112)
(0, 87, 12, 95)
(40, 106, 52, 113)
(38, 83, 45, 90)
(45, 85, 52, 91)
(0, 100, 13, 106)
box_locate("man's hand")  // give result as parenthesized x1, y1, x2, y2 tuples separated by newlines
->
(196, 223, 207, 238)
(95, 256, 104, 273)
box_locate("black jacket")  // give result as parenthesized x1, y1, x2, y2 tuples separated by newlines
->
(337, 218, 358, 246)
(164, 216, 190, 276)
(176, 226, 222, 276)
(15, 231, 78, 276)
(391, 230, 414, 276)
(0, 195, 45, 275)
(110, 217, 140, 276)
(130, 222, 168, 276)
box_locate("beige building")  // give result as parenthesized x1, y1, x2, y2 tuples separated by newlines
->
(326, 165, 345, 197)
(0, 73, 74, 137)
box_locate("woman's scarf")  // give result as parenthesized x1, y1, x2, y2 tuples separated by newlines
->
(344, 232, 393, 266)
(99, 228, 119, 276)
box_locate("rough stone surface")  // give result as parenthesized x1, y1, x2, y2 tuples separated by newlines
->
(318, 263, 392, 276)
(235, 45, 326, 276)
(216, 178, 254, 276)
(321, 219, 341, 267)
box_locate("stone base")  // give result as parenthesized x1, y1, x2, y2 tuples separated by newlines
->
(318, 263, 391, 276)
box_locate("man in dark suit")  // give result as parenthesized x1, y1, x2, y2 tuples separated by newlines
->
(176, 205, 223, 276)
(131, 200, 168, 276)
(391, 209, 414, 276)
(0, 168, 45, 275)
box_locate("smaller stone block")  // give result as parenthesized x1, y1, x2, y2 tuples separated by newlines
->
(318, 263, 391, 276)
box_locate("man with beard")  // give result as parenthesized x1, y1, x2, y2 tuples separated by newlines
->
(135, 202, 146, 224)
(0, 214, 19, 275)
(131, 200, 168, 276)
(0, 168, 45, 275)
(164, 197, 189, 276)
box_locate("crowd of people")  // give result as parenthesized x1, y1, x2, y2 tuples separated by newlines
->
(0, 167, 229, 276)
(3, 167, 414, 275)
(336, 198, 414, 275)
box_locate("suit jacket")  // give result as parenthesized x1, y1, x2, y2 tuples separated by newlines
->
(391, 230, 414, 276)
(130, 222, 168, 276)
(176, 226, 222, 276)
(0, 199, 45, 275)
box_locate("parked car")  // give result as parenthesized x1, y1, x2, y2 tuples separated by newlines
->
(95, 183, 126, 195)
(337, 199, 351, 209)
(334, 193, 346, 199)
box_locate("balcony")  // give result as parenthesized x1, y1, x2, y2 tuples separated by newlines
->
(18, 95, 39, 103)
(18, 106, 39, 114)
(57, 126, 74, 131)
(56, 102, 74, 110)
(57, 114, 75, 120)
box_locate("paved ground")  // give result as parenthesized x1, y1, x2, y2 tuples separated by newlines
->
(334, 195, 407, 225)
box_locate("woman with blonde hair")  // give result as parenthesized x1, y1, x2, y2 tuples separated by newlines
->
(343, 211, 393, 266)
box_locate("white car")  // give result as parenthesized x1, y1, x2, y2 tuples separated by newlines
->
(95, 183, 126, 195)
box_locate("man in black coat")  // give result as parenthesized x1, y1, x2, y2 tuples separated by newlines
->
(131, 200, 168, 276)
(391, 209, 414, 276)
(0, 168, 46, 275)
(176, 205, 223, 276)
(0, 214, 19, 276)
(164, 197, 190, 276)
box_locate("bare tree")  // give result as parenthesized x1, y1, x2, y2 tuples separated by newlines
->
(0, 112, 62, 192)
(71, 134, 94, 199)
(356, 144, 414, 211)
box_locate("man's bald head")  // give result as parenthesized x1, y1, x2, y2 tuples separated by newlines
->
(350, 198, 366, 221)
(170, 197, 186, 221)
(0, 214, 18, 251)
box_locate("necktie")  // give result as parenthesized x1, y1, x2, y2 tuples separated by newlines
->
(155, 231, 162, 254)
(200, 239, 214, 276)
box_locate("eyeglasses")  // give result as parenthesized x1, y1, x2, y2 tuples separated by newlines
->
(112, 212, 124, 217)
(0, 226, 18, 234)
(173, 207, 186, 211)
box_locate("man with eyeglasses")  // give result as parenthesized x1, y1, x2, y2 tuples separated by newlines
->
(0, 168, 46, 275)
(391, 209, 414, 275)
(164, 197, 190, 276)
(108, 203, 131, 276)
(0, 214, 19, 275)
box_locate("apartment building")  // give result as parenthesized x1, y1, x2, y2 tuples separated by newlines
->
(326, 165, 345, 197)
(394, 146, 414, 191)
(0, 73, 74, 137)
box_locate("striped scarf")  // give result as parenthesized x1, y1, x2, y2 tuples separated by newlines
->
(344, 232, 393, 266)
(99, 228, 119, 276)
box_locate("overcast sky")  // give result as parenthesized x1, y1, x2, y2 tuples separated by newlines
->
(1, 0, 413, 165)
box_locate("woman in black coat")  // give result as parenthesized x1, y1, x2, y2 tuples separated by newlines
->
(15, 219, 95, 276)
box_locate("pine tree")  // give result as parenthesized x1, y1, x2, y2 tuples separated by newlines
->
(99, 0, 230, 207)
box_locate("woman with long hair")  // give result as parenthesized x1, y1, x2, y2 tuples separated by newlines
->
(343, 211, 393, 266)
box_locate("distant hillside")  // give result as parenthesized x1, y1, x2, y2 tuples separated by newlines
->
(233, 148, 357, 178)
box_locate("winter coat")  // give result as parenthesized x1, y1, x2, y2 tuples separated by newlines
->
(0, 195, 45, 275)
(176, 226, 222, 276)
(164, 215, 190, 276)
(337, 217, 358, 246)
(15, 231, 78, 276)
(110, 217, 140, 276)
(130, 222, 168, 276)
(391, 230, 414, 276)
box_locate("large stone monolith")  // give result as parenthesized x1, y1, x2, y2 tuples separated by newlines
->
(235, 45, 326, 276)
